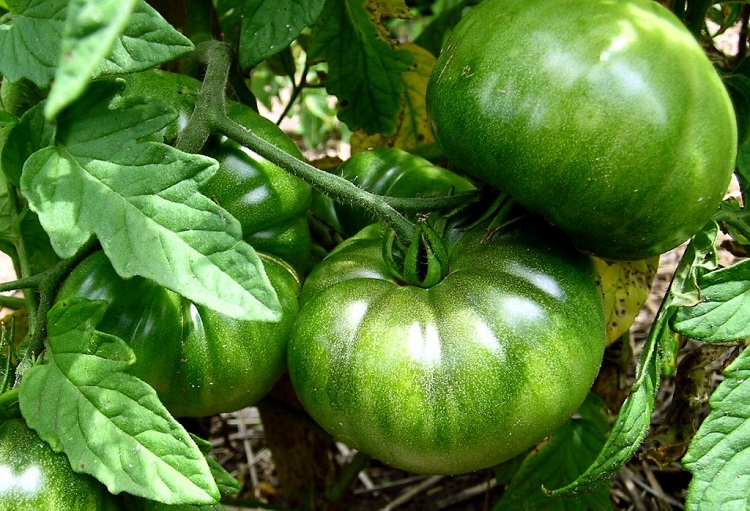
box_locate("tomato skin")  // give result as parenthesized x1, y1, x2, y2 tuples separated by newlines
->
(57, 251, 300, 418)
(119, 70, 312, 272)
(288, 218, 606, 475)
(0, 418, 115, 510)
(427, 0, 737, 260)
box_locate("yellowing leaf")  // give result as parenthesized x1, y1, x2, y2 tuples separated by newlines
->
(594, 255, 659, 345)
(367, 0, 411, 21)
(351, 43, 436, 154)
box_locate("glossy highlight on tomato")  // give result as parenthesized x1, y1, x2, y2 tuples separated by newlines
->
(57, 251, 300, 418)
(288, 218, 606, 475)
(427, 0, 737, 260)
(0, 418, 115, 510)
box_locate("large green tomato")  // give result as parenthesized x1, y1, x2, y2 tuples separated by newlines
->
(119, 70, 312, 272)
(0, 418, 115, 510)
(288, 218, 606, 475)
(427, 0, 737, 260)
(57, 251, 300, 418)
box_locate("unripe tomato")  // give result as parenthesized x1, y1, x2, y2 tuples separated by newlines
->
(0, 418, 116, 510)
(57, 251, 300, 418)
(427, 0, 737, 260)
(288, 218, 606, 474)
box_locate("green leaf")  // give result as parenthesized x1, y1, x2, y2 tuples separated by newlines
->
(0, 0, 66, 87)
(44, 0, 137, 119)
(494, 394, 612, 511)
(18, 298, 221, 505)
(20, 80, 282, 321)
(0, 101, 54, 186)
(309, 0, 413, 134)
(414, 0, 468, 57)
(0, 0, 192, 99)
(239, 0, 325, 70)
(46, 0, 193, 119)
(683, 347, 750, 511)
(671, 258, 750, 342)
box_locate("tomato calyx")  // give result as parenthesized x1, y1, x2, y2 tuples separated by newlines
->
(382, 218, 449, 288)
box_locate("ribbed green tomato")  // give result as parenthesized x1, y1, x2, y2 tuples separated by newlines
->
(56, 251, 300, 418)
(427, 0, 737, 260)
(288, 218, 606, 474)
(0, 418, 116, 510)
(119, 70, 312, 272)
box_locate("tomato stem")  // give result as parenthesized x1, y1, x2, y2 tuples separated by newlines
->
(19, 239, 99, 373)
(191, 41, 419, 244)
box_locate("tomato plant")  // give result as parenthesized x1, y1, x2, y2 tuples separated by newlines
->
(426, 0, 738, 261)
(120, 70, 314, 273)
(289, 217, 606, 475)
(0, 0, 747, 510)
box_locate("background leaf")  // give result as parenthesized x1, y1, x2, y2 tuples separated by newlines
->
(18, 298, 220, 505)
(238, 0, 325, 70)
(0, 0, 192, 114)
(350, 43, 436, 153)
(20, 81, 281, 321)
(309, 0, 413, 134)
(683, 346, 750, 511)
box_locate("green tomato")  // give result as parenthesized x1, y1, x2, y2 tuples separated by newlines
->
(288, 218, 606, 474)
(427, 0, 737, 260)
(0, 418, 115, 510)
(57, 251, 300, 418)
(119, 70, 312, 272)
(312, 148, 475, 239)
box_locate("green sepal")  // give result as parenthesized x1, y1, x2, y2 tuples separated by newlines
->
(383, 219, 449, 288)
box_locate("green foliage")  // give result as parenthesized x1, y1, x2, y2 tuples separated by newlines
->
(19, 298, 221, 505)
(682, 346, 750, 511)
(19, 80, 282, 321)
(309, 0, 413, 134)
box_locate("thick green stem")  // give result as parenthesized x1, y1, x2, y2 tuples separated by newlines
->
(218, 118, 417, 243)
(384, 192, 477, 213)
(189, 41, 417, 244)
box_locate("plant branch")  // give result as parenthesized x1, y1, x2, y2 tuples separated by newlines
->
(0, 295, 26, 310)
(276, 59, 310, 125)
(326, 451, 371, 504)
(21, 239, 99, 365)
(190, 41, 418, 244)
